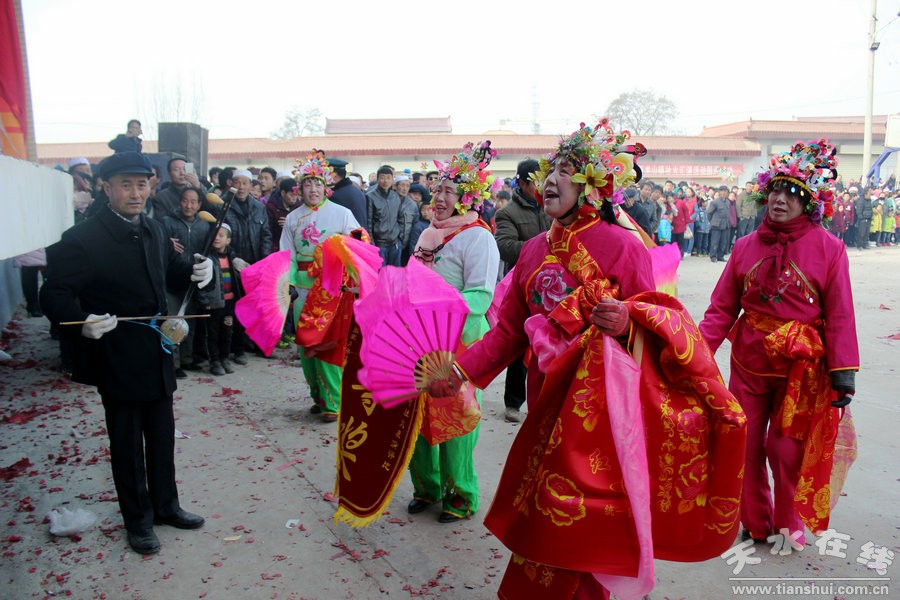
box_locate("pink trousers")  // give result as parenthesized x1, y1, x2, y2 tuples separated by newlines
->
(729, 360, 806, 543)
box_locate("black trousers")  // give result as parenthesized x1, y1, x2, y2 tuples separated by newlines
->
(503, 355, 527, 410)
(102, 395, 180, 532)
(20, 266, 43, 314)
(709, 228, 729, 261)
(857, 219, 871, 247)
(208, 300, 235, 362)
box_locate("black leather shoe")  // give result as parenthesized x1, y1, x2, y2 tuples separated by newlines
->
(154, 508, 205, 530)
(438, 511, 466, 524)
(407, 499, 433, 514)
(175, 368, 187, 379)
(740, 529, 768, 543)
(127, 528, 161, 554)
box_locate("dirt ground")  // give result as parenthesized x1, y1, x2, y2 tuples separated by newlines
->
(1, 245, 898, 600)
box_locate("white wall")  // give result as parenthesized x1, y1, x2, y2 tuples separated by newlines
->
(0, 156, 73, 327)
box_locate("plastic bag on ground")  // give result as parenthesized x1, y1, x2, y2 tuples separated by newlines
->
(48, 507, 97, 536)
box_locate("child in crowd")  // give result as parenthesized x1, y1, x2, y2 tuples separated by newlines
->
(693, 197, 710, 256)
(407, 202, 434, 260)
(657, 210, 672, 245)
(199, 224, 243, 376)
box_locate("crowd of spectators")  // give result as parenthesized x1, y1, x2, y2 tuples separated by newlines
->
(13, 127, 900, 379)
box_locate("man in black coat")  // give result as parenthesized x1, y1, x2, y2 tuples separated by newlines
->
(493, 159, 551, 422)
(108, 119, 143, 154)
(327, 157, 367, 226)
(224, 169, 271, 362)
(40, 152, 213, 555)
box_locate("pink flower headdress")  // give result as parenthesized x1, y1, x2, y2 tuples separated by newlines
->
(295, 150, 337, 197)
(432, 140, 502, 215)
(754, 138, 838, 223)
(531, 118, 647, 211)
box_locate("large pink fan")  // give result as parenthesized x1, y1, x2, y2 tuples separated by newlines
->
(649, 242, 681, 296)
(235, 250, 291, 356)
(356, 259, 470, 408)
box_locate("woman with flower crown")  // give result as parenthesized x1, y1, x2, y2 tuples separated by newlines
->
(280, 151, 361, 422)
(407, 141, 501, 523)
(429, 121, 746, 599)
(700, 139, 858, 548)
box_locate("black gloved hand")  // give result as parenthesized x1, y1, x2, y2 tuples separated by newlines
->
(832, 391, 853, 408)
(289, 286, 299, 302)
(830, 370, 856, 408)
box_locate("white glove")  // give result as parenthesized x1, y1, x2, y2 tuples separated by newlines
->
(82, 313, 117, 339)
(191, 254, 213, 287)
(232, 257, 250, 273)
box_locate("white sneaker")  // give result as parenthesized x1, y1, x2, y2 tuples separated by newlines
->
(504, 407, 522, 423)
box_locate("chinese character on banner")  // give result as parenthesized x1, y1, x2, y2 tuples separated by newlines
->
(857, 542, 895, 576)
(815, 529, 851, 558)
(720, 540, 762, 575)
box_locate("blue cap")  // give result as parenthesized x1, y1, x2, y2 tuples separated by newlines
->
(326, 157, 349, 168)
(98, 151, 153, 179)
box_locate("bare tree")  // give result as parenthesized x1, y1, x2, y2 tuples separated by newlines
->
(604, 89, 678, 136)
(271, 108, 325, 139)
(136, 73, 207, 139)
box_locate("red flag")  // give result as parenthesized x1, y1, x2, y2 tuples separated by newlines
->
(0, 0, 28, 158)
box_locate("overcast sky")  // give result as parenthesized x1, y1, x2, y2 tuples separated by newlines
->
(21, 0, 900, 143)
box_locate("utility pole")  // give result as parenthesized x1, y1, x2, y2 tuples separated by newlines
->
(862, 0, 878, 185)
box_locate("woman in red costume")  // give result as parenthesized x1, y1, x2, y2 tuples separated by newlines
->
(431, 120, 747, 600)
(700, 139, 858, 547)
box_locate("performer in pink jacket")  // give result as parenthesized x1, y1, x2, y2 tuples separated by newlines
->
(700, 138, 858, 546)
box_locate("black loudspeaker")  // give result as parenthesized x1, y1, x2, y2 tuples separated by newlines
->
(158, 122, 208, 177)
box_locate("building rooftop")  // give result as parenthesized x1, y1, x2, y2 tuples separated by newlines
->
(700, 117, 887, 140)
(35, 134, 762, 165)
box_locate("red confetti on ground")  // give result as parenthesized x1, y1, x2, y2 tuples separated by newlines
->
(323, 492, 338, 503)
(212, 387, 243, 398)
(885, 332, 900, 340)
(0, 457, 33, 482)
(2, 405, 61, 424)
(211, 561, 223, 567)
(7, 535, 23, 542)
(879, 304, 891, 310)
(260, 573, 282, 580)
(1, 358, 37, 370)
(372, 549, 390, 559)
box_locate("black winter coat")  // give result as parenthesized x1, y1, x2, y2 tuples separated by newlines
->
(40, 206, 192, 401)
(162, 215, 213, 293)
(330, 178, 367, 227)
(226, 196, 272, 264)
(493, 189, 551, 266)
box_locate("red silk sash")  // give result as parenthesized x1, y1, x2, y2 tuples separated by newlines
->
(743, 310, 840, 534)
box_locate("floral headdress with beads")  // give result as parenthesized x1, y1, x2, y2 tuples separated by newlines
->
(295, 150, 336, 197)
(432, 140, 502, 215)
(531, 118, 646, 210)
(754, 138, 838, 223)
